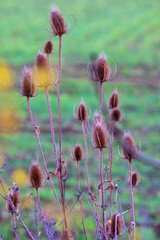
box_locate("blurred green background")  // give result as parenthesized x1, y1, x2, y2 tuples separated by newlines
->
(0, 0, 160, 239)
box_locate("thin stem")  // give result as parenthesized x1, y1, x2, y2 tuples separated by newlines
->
(34, 201, 40, 240)
(99, 149, 105, 232)
(67, 208, 79, 240)
(19, 217, 35, 240)
(129, 160, 135, 240)
(27, 97, 64, 222)
(45, 89, 58, 167)
(11, 213, 20, 240)
(109, 124, 114, 219)
(36, 189, 50, 240)
(77, 161, 88, 239)
(99, 83, 103, 116)
(81, 121, 91, 194)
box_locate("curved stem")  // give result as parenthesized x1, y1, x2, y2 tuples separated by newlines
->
(11, 213, 20, 240)
(129, 160, 135, 240)
(77, 161, 88, 239)
(27, 97, 64, 222)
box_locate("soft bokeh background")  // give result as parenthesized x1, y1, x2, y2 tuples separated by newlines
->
(0, 0, 160, 239)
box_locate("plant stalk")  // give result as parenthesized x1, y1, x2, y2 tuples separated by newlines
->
(129, 160, 135, 240)
(11, 213, 20, 240)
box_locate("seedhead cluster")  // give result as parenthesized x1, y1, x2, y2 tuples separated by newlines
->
(0, 4, 140, 240)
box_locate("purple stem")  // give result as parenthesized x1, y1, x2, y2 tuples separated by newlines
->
(129, 160, 135, 240)
(45, 89, 58, 167)
(99, 149, 105, 231)
(77, 161, 88, 239)
(36, 189, 50, 239)
(11, 213, 20, 240)
(67, 208, 79, 240)
(99, 83, 103, 116)
(27, 97, 64, 222)
(34, 201, 40, 240)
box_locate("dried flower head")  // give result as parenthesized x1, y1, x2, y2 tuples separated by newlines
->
(29, 162, 43, 189)
(110, 108, 121, 122)
(34, 51, 56, 88)
(61, 229, 74, 240)
(21, 66, 36, 98)
(92, 115, 107, 149)
(109, 89, 119, 109)
(110, 214, 122, 236)
(131, 171, 139, 187)
(50, 7, 67, 36)
(72, 143, 83, 161)
(44, 39, 54, 55)
(122, 132, 137, 161)
(7, 184, 20, 212)
(77, 100, 88, 122)
(87, 52, 111, 84)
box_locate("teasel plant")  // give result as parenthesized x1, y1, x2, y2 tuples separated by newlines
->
(72, 143, 88, 239)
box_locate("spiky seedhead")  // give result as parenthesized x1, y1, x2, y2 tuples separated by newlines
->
(122, 132, 137, 161)
(110, 108, 121, 122)
(109, 89, 119, 109)
(87, 52, 111, 84)
(50, 7, 67, 36)
(77, 100, 88, 122)
(110, 214, 122, 237)
(44, 39, 54, 55)
(29, 162, 43, 189)
(61, 229, 74, 240)
(131, 171, 139, 187)
(36, 51, 48, 68)
(73, 143, 83, 161)
(34, 51, 54, 88)
(7, 184, 20, 212)
(21, 66, 36, 98)
(92, 115, 107, 149)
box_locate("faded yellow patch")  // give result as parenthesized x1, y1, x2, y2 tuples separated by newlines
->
(0, 64, 13, 90)
(11, 168, 27, 187)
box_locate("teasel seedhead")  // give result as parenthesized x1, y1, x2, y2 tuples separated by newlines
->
(72, 143, 83, 161)
(44, 39, 54, 55)
(110, 108, 121, 122)
(110, 214, 122, 237)
(87, 52, 111, 84)
(50, 6, 67, 36)
(34, 51, 56, 88)
(92, 114, 107, 149)
(109, 89, 119, 109)
(21, 66, 36, 98)
(131, 171, 139, 187)
(29, 161, 43, 189)
(77, 99, 88, 122)
(122, 132, 137, 161)
(7, 183, 20, 213)
(61, 229, 74, 240)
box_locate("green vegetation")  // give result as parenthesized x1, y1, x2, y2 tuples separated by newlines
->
(0, 0, 160, 239)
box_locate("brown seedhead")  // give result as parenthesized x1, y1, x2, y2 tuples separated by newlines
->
(61, 229, 74, 240)
(73, 143, 83, 161)
(7, 184, 20, 212)
(21, 66, 36, 98)
(44, 39, 54, 55)
(110, 214, 122, 237)
(92, 116, 107, 149)
(131, 171, 139, 187)
(50, 7, 67, 36)
(109, 89, 119, 109)
(87, 52, 111, 83)
(36, 51, 48, 68)
(77, 100, 88, 122)
(122, 132, 137, 161)
(110, 108, 121, 122)
(29, 162, 43, 189)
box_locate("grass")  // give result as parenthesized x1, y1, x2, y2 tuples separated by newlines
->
(0, 0, 160, 70)
(0, 0, 160, 239)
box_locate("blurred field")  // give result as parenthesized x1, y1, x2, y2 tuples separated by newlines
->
(0, 0, 160, 239)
